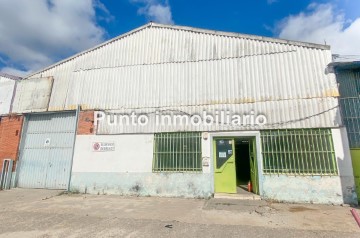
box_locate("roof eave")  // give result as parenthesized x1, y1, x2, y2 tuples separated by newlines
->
(24, 22, 154, 79)
(0, 72, 22, 80)
(328, 61, 360, 71)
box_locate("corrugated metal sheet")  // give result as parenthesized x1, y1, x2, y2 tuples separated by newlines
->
(97, 98, 340, 134)
(17, 112, 76, 189)
(0, 72, 22, 80)
(12, 77, 53, 113)
(0, 75, 16, 115)
(17, 23, 339, 132)
(337, 70, 360, 97)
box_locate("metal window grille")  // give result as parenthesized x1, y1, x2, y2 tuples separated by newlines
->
(261, 129, 338, 175)
(153, 132, 202, 172)
(337, 70, 360, 148)
(341, 98, 360, 148)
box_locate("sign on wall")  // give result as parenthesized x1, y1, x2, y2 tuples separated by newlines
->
(92, 142, 115, 152)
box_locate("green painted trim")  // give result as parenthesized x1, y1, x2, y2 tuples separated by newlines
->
(351, 149, 360, 202)
(213, 138, 237, 194)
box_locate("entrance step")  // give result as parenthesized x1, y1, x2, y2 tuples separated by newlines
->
(214, 193, 261, 200)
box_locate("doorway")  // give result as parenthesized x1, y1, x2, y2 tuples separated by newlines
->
(17, 112, 77, 189)
(235, 139, 251, 193)
(213, 137, 258, 195)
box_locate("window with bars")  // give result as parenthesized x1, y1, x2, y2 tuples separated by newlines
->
(153, 132, 202, 172)
(337, 70, 360, 148)
(261, 129, 338, 175)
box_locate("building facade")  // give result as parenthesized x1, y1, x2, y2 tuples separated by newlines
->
(0, 73, 23, 178)
(330, 59, 360, 203)
(1, 23, 358, 204)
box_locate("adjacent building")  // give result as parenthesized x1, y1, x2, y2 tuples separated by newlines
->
(0, 23, 358, 204)
(329, 57, 360, 203)
(0, 73, 23, 179)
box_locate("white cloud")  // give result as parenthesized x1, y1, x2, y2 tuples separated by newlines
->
(132, 0, 174, 24)
(275, 3, 360, 55)
(0, 67, 30, 77)
(0, 0, 110, 75)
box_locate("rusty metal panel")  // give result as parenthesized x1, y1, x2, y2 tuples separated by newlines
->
(17, 112, 76, 189)
(24, 24, 339, 130)
(0, 75, 16, 115)
(12, 77, 53, 113)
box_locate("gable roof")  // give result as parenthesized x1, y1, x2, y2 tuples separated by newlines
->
(25, 22, 330, 79)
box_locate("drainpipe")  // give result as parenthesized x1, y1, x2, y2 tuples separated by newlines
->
(67, 105, 80, 192)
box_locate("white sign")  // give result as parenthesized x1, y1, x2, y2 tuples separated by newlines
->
(202, 157, 210, 167)
(219, 152, 227, 158)
(92, 142, 115, 152)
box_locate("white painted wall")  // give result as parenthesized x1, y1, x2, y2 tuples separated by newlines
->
(72, 134, 154, 173)
(70, 128, 357, 203)
(332, 127, 355, 177)
(70, 133, 213, 198)
(201, 132, 211, 174)
(332, 127, 357, 203)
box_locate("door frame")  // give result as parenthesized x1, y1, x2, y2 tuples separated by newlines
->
(209, 131, 263, 196)
(14, 110, 78, 189)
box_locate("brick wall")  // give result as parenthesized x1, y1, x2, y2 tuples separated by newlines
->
(77, 111, 95, 135)
(0, 115, 23, 171)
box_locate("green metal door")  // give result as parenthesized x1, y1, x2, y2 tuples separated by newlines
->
(351, 149, 360, 202)
(214, 139, 236, 193)
(249, 139, 259, 194)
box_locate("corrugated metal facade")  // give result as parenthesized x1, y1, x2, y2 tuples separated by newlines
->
(96, 98, 340, 134)
(337, 70, 360, 148)
(17, 112, 76, 189)
(16, 23, 340, 133)
(0, 74, 16, 115)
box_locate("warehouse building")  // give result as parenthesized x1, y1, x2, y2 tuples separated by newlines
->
(329, 58, 360, 203)
(0, 73, 23, 183)
(2, 23, 358, 204)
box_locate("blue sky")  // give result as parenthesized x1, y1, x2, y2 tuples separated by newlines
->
(0, 0, 359, 76)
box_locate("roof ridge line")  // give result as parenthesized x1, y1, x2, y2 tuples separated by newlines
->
(151, 22, 330, 50)
(24, 22, 330, 79)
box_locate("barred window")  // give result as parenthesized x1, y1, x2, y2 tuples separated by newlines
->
(261, 129, 337, 175)
(153, 132, 202, 172)
(337, 70, 360, 147)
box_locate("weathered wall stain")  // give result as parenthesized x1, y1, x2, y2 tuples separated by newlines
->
(70, 172, 212, 198)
